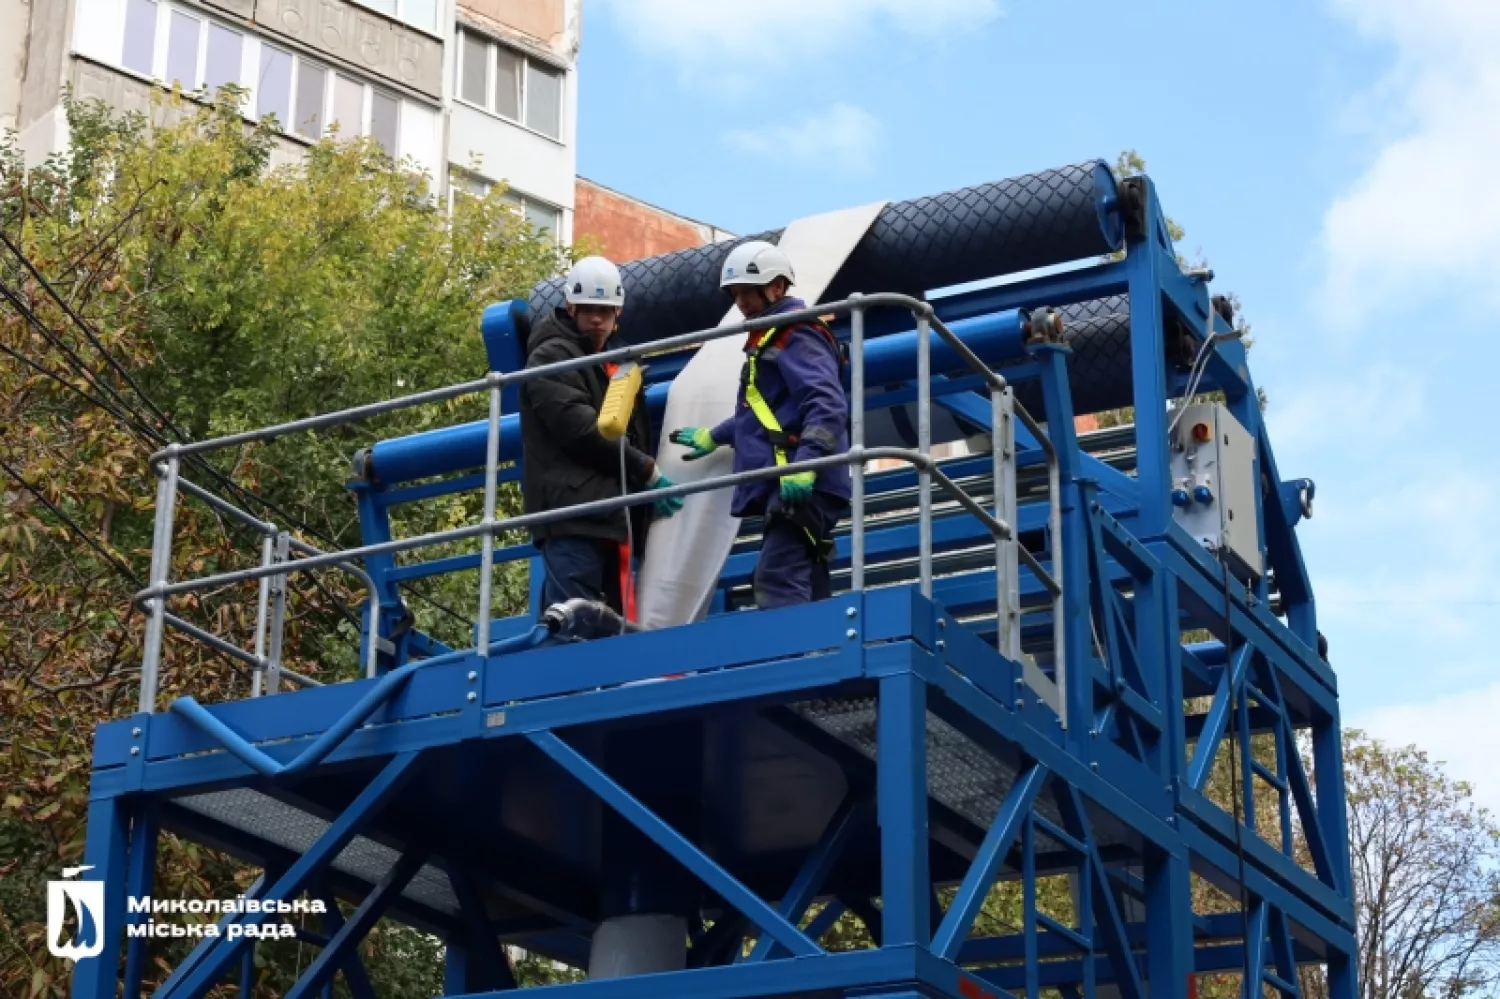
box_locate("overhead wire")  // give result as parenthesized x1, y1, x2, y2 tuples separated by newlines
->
(0, 247, 471, 633)
(0, 264, 372, 630)
(0, 454, 143, 587)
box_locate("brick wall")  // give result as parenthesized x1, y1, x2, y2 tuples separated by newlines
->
(574, 178, 729, 262)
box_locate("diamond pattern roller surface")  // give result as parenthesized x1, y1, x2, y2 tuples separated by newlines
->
(532, 161, 1121, 348)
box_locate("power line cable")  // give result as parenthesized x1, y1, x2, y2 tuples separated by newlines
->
(0, 454, 143, 587)
(0, 274, 370, 630)
(0, 258, 471, 630)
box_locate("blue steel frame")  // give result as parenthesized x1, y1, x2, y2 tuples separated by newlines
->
(74, 175, 1355, 999)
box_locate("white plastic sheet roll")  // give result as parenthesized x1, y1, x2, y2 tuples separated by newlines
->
(635, 201, 887, 630)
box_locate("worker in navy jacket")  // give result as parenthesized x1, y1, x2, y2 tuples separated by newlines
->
(670, 240, 851, 608)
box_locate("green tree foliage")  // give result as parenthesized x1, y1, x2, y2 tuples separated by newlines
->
(0, 88, 563, 996)
(1339, 732, 1500, 999)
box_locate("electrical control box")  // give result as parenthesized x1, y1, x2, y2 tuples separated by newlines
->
(1168, 403, 1262, 579)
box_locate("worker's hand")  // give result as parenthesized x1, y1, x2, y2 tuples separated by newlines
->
(779, 471, 816, 506)
(669, 427, 718, 461)
(648, 473, 684, 518)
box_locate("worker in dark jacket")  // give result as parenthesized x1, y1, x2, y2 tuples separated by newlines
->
(520, 256, 681, 621)
(669, 241, 850, 608)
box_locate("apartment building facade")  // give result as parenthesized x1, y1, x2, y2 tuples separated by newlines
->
(447, 0, 578, 241)
(2, 0, 581, 239)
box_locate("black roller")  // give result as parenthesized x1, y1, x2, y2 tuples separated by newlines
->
(533, 160, 1123, 345)
(871, 295, 1136, 450)
(1009, 295, 1137, 417)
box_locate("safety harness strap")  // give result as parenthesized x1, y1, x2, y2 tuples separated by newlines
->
(743, 321, 841, 466)
(745, 320, 842, 560)
(744, 327, 792, 466)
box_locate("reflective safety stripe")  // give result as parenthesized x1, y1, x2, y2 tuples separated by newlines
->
(744, 326, 790, 466)
(744, 320, 843, 556)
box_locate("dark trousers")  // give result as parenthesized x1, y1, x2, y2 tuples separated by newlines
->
(538, 536, 626, 615)
(753, 492, 847, 610)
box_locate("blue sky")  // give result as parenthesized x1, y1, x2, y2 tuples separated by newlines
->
(577, 0, 1500, 809)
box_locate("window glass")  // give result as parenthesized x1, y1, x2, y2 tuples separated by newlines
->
(203, 24, 243, 97)
(295, 62, 326, 139)
(257, 45, 292, 124)
(166, 9, 200, 88)
(370, 91, 399, 157)
(460, 33, 488, 106)
(449, 171, 490, 209)
(525, 61, 561, 138)
(494, 46, 521, 120)
(122, 0, 157, 75)
(403, 0, 437, 33)
(361, 0, 396, 14)
(332, 74, 364, 137)
(523, 199, 560, 236)
(399, 102, 440, 178)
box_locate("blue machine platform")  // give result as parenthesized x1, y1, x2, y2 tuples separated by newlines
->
(75, 169, 1355, 999)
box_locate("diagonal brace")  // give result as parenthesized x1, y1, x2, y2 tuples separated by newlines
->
(1188, 645, 1252, 791)
(447, 861, 519, 991)
(1060, 785, 1146, 999)
(931, 763, 1049, 960)
(1262, 659, 1338, 892)
(528, 730, 821, 958)
(1242, 900, 1269, 999)
(286, 851, 429, 999)
(315, 887, 380, 999)
(158, 751, 422, 999)
(747, 795, 872, 962)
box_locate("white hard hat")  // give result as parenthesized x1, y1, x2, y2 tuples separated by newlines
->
(720, 240, 794, 289)
(564, 255, 625, 308)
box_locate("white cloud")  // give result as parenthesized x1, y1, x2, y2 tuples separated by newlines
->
(594, 0, 1001, 78)
(1302, 463, 1500, 644)
(1319, 0, 1500, 322)
(724, 103, 885, 178)
(1355, 681, 1500, 816)
(1265, 361, 1425, 464)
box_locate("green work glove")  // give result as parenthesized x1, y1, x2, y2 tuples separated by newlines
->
(649, 473, 684, 518)
(669, 426, 718, 461)
(779, 470, 816, 506)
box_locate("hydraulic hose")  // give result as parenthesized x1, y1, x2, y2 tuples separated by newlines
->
(543, 598, 639, 641)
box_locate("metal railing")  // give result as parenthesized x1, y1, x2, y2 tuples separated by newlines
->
(132, 293, 1065, 719)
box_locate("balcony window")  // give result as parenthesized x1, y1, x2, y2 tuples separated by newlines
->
(256, 45, 293, 124)
(165, 10, 200, 89)
(525, 61, 561, 140)
(295, 62, 326, 140)
(69, 2, 440, 177)
(204, 24, 244, 96)
(449, 171, 562, 240)
(457, 30, 565, 141)
(121, 0, 157, 76)
(370, 91, 400, 158)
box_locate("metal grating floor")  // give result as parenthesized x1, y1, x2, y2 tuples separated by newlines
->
(174, 788, 459, 916)
(790, 696, 1079, 841)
